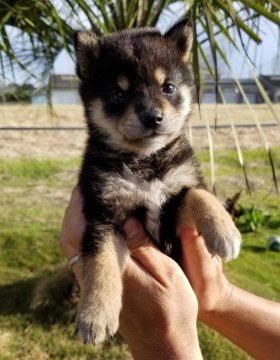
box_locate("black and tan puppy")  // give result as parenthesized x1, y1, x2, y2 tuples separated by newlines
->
(74, 20, 241, 344)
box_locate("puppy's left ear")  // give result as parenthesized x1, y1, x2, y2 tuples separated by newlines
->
(73, 31, 100, 80)
(164, 19, 193, 63)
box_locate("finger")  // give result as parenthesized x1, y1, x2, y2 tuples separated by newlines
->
(123, 256, 155, 287)
(71, 260, 84, 290)
(60, 186, 85, 257)
(71, 185, 83, 204)
(180, 227, 212, 257)
(180, 227, 221, 279)
(123, 218, 182, 286)
(61, 186, 81, 231)
(65, 186, 83, 215)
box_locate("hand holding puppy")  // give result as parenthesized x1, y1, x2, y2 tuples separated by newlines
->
(60, 188, 202, 359)
(120, 218, 202, 360)
(61, 188, 280, 360)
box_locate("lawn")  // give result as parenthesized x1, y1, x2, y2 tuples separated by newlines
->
(0, 147, 279, 359)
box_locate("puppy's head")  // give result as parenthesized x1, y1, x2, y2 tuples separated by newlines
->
(74, 20, 193, 156)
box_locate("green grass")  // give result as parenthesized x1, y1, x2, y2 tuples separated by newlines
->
(0, 157, 132, 359)
(0, 157, 80, 187)
(0, 151, 279, 359)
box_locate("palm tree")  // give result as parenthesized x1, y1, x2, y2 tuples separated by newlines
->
(1, 0, 279, 191)
(1, 1, 279, 83)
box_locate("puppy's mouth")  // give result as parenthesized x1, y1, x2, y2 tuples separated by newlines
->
(123, 129, 168, 142)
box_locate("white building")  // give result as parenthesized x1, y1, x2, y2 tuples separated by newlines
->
(32, 74, 80, 104)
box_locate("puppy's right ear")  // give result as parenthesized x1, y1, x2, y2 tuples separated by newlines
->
(73, 31, 100, 80)
(164, 19, 193, 63)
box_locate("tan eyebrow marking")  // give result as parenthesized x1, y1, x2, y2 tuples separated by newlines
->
(117, 76, 130, 91)
(154, 67, 166, 85)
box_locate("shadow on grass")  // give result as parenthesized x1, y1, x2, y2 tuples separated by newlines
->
(242, 245, 266, 253)
(0, 276, 37, 317)
(267, 219, 280, 230)
(0, 267, 78, 328)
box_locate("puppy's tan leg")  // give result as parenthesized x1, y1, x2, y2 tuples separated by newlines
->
(178, 188, 241, 261)
(76, 232, 127, 344)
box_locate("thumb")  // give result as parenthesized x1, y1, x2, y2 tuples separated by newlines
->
(123, 218, 151, 252)
(180, 227, 217, 280)
(123, 218, 179, 285)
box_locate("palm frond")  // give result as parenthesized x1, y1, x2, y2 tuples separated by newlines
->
(0, 3, 63, 80)
(218, 88, 251, 194)
(201, 105, 216, 193)
(234, 76, 278, 192)
(246, 59, 280, 126)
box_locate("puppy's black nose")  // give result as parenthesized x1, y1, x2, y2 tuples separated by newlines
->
(141, 110, 163, 128)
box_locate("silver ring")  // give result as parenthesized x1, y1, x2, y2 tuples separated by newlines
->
(68, 255, 80, 268)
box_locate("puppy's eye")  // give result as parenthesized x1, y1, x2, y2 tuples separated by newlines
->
(162, 83, 176, 95)
(111, 90, 127, 103)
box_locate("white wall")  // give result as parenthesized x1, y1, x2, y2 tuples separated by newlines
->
(51, 89, 81, 104)
(32, 89, 81, 104)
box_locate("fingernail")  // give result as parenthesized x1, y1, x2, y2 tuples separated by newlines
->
(123, 218, 141, 240)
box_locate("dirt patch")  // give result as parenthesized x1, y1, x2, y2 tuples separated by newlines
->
(1, 126, 279, 158)
(191, 126, 280, 151)
(0, 130, 86, 158)
(0, 104, 279, 158)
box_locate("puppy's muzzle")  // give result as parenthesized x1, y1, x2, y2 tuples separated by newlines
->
(140, 109, 163, 129)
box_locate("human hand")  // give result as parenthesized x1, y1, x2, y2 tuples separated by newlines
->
(120, 219, 202, 360)
(60, 189, 202, 359)
(180, 228, 233, 321)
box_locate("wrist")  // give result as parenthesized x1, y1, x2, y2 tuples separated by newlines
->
(127, 325, 202, 360)
(199, 278, 234, 323)
(130, 339, 202, 360)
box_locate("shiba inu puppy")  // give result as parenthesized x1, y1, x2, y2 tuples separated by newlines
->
(74, 19, 241, 345)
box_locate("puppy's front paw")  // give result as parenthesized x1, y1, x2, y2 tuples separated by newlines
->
(203, 221, 241, 262)
(179, 189, 241, 262)
(76, 300, 120, 345)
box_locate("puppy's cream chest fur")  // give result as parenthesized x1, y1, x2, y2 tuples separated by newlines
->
(102, 161, 199, 239)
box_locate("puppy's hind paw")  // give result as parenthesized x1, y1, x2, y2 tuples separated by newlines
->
(76, 304, 119, 345)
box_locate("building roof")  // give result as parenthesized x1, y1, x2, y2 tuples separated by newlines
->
(259, 75, 280, 88)
(50, 74, 80, 90)
(203, 78, 255, 86)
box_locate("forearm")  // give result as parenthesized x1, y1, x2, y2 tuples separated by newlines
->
(202, 285, 280, 360)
